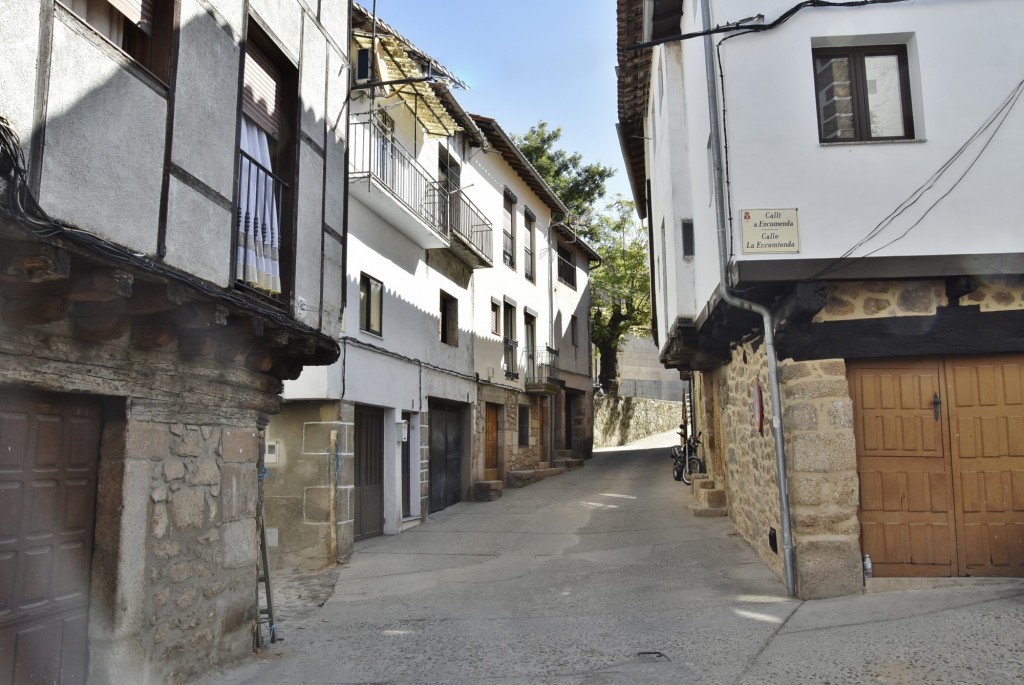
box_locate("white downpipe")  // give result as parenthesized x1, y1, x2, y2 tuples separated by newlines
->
(699, 0, 796, 597)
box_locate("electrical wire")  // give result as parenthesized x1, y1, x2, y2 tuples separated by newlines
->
(0, 116, 340, 357)
(807, 74, 1024, 279)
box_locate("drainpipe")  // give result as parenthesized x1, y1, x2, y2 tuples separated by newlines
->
(699, 0, 795, 597)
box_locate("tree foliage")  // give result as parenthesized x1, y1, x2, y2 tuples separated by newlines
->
(512, 121, 615, 238)
(513, 121, 650, 390)
(588, 199, 651, 389)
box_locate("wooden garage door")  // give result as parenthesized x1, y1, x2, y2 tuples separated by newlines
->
(0, 391, 101, 684)
(850, 357, 1024, 577)
(946, 357, 1024, 576)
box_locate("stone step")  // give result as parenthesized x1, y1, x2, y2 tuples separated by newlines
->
(688, 504, 728, 518)
(554, 458, 585, 470)
(473, 480, 504, 502)
(694, 479, 716, 491)
(506, 467, 567, 488)
(695, 488, 727, 509)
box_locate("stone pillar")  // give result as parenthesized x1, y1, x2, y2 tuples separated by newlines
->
(780, 358, 863, 598)
(89, 409, 261, 684)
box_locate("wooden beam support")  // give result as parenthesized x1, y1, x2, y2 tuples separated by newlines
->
(132, 322, 176, 350)
(178, 303, 229, 328)
(125, 281, 187, 315)
(178, 333, 217, 358)
(2, 295, 69, 326)
(245, 351, 274, 372)
(0, 243, 70, 283)
(264, 328, 289, 348)
(65, 268, 134, 302)
(73, 301, 128, 342)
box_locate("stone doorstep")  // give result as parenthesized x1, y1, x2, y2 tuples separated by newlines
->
(695, 488, 727, 508)
(400, 517, 423, 532)
(688, 504, 728, 517)
(472, 480, 504, 501)
(554, 458, 585, 470)
(694, 479, 716, 491)
(506, 467, 567, 488)
(866, 577, 1024, 593)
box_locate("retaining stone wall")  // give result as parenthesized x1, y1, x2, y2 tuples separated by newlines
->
(593, 395, 685, 448)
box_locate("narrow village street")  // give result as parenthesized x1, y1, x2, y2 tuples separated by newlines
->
(199, 435, 1024, 685)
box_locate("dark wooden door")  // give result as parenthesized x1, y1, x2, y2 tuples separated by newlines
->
(0, 391, 101, 684)
(485, 404, 499, 481)
(429, 402, 463, 513)
(353, 405, 384, 541)
(564, 393, 575, 450)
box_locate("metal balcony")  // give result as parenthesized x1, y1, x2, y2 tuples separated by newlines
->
(348, 118, 450, 249)
(524, 347, 562, 395)
(438, 190, 493, 268)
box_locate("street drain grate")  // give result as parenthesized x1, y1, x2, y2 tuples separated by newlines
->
(636, 651, 670, 663)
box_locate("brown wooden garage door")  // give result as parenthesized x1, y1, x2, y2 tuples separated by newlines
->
(850, 357, 1024, 577)
(0, 391, 101, 684)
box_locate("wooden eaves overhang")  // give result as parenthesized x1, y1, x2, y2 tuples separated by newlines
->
(615, 0, 684, 220)
(352, 3, 473, 139)
(0, 216, 339, 384)
(470, 115, 568, 220)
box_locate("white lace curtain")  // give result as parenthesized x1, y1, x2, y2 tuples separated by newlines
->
(237, 117, 281, 295)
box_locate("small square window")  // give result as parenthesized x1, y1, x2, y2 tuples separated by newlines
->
(518, 405, 529, 447)
(813, 45, 914, 142)
(359, 273, 382, 335)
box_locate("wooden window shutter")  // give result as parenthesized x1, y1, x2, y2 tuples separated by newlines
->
(107, 0, 155, 34)
(242, 43, 282, 139)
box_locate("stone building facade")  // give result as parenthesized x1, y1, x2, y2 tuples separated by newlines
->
(0, 0, 348, 681)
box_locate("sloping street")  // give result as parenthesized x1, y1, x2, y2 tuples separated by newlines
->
(199, 437, 1024, 685)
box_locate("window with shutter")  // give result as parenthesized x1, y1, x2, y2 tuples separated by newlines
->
(65, 0, 171, 81)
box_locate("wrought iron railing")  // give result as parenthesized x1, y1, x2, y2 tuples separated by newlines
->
(557, 254, 577, 289)
(349, 118, 447, 240)
(503, 337, 519, 379)
(236, 149, 287, 303)
(524, 246, 534, 281)
(441, 190, 493, 261)
(525, 347, 560, 385)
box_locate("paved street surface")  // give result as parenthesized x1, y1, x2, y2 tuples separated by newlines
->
(198, 434, 1024, 684)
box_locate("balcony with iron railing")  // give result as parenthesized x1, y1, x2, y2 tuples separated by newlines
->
(503, 337, 519, 380)
(437, 189, 493, 268)
(349, 117, 449, 249)
(235, 149, 287, 305)
(524, 346, 562, 395)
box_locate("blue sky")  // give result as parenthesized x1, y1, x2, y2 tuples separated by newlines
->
(368, 0, 632, 204)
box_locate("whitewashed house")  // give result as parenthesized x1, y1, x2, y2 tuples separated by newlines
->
(617, 0, 1024, 597)
(266, 4, 598, 569)
(0, 0, 348, 681)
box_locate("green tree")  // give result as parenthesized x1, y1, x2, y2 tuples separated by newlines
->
(589, 199, 651, 390)
(512, 121, 615, 238)
(514, 122, 649, 390)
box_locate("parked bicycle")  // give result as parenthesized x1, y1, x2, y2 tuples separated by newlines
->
(671, 425, 705, 485)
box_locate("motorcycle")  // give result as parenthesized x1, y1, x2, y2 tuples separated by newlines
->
(671, 426, 705, 485)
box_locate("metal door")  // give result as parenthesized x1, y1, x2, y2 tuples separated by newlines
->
(353, 405, 384, 541)
(429, 402, 463, 513)
(0, 391, 101, 684)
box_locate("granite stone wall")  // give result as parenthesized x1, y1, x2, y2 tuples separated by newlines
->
(593, 395, 685, 448)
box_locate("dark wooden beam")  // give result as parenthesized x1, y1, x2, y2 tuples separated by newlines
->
(132, 322, 176, 350)
(73, 301, 128, 342)
(0, 243, 70, 283)
(125, 281, 187, 314)
(65, 269, 134, 302)
(178, 333, 217, 358)
(178, 303, 229, 328)
(2, 295, 68, 326)
(777, 306, 1024, 361)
